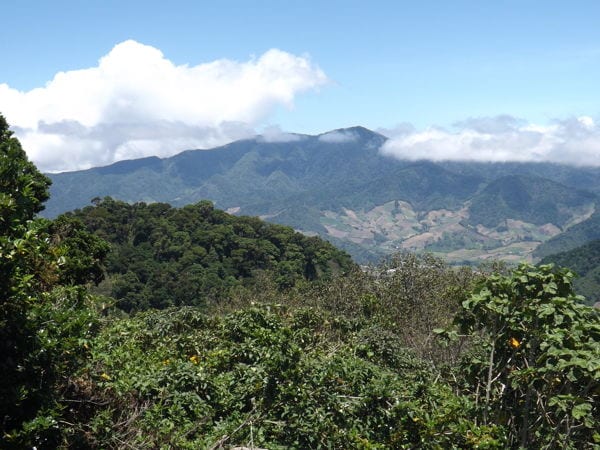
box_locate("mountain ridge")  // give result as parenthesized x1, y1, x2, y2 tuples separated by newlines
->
(44, 126, 600, 263)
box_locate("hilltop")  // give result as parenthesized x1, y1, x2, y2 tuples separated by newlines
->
(65, 197, 353, 312)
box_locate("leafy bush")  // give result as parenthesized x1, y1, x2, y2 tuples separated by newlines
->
(444, 264, 600, 448)
(75, 305, 498, 449)
(0, 114, 108, 448)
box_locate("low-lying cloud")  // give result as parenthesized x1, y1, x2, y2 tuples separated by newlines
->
(0, 40, 328, 172)
(318, 129, 358, 143)
(257, 125, 305, 143)
(381, 115, 600, 166)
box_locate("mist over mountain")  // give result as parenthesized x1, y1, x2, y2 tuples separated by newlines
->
(44, 126, 600, 263)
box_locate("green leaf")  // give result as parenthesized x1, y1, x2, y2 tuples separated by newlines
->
(571, 402, 592, 420)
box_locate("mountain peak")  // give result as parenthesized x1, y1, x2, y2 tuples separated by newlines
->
(333, 125, 381, 136)
(316, 126, 386, 144)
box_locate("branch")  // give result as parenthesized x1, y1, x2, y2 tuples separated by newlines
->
(483, 338, 496, 425)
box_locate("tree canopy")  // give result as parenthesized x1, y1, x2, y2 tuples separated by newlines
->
(0, 115, 50, 235)
(67, 197, 354, 312)
(1, 114, 108, 447)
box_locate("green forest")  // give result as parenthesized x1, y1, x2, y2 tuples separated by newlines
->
(1, 114, 599, 449)
(66, 197, 353, 312)
(540, 239, 600, 305)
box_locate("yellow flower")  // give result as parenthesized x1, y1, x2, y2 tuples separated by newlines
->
(189, 355, 199, 364)
(100, 372, 111, 381)
(163, 359, 171, 365)
(509, 337, 521, 348)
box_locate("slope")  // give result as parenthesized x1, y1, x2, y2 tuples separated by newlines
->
(467, 175, 596, 228)
(540, 239, 600, 305)
(533, 210, 600, 258)
(66, 197, 354, 312)
(45, 127, 390, 217)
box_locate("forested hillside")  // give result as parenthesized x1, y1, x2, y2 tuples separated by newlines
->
(534, 210, 600, 258)
(467, 174, 596, 228)
(65, 198, 353, 311)
(540, 239, 600, 305)
(2, 114, 599, 449)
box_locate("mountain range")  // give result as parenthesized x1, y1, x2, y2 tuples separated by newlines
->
(44, 126, 600, 263)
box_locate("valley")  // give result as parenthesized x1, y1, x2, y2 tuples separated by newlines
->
(310, 200, 594, 264)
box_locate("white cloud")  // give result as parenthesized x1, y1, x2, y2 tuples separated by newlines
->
(0, 40, 328, 172)
(317, 129, 358, 143)
(257, 125, 305, 143)
(381, 115, 600, 166)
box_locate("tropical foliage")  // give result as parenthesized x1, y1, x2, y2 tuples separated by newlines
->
(443, 264, 600, 448)
(66, 197, 353, 312)
(2, 114, 599, 449)
(0, 116, 107, 448)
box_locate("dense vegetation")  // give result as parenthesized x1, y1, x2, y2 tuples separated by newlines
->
(65, 198, 353, 312)
(0, 115, 108, 447)
(540, 239, 600, 305)
(2, 115, 599, 449)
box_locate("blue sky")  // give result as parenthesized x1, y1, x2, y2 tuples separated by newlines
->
(2, 0, 600, 171)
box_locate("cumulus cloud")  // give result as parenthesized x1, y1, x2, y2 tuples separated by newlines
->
(318, 129, 359, 143)
(381, 115, 600, 166)
(0, 40, 328, 172)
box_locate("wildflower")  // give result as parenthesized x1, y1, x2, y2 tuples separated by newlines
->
(100, 372, 111, 381)
(509, 337, 521, 348)
(189, 355, 199, 364)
